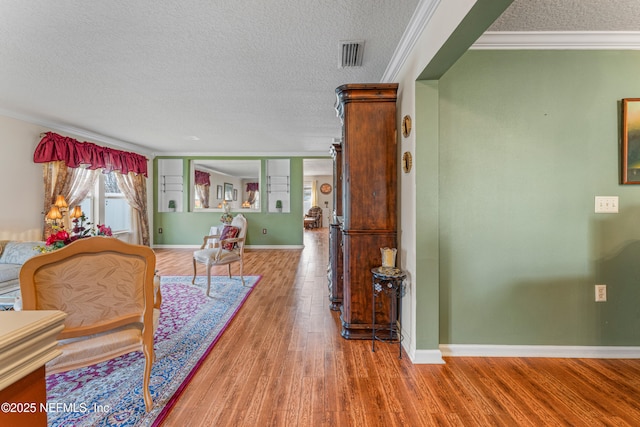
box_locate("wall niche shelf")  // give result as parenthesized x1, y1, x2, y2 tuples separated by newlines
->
(266, 159, 290, 213)
(161, 175, 184, 192)
(157, 159, 184, 212)
(267, 175, 289, 193)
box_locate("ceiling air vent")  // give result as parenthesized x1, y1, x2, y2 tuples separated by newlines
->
(340, 40, 364, 68)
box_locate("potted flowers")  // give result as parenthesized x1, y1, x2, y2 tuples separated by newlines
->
(275, 200, 282, 213)
(220, 201, 233, 224)
(38, 220, 113, 253)
(168, 200, 176, 212)
(220, 212, 233, 224)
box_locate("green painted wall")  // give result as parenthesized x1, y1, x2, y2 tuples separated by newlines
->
(429, 50, 640, 346)
(153, 157, 306, 247)
(415, 80, 440, 349)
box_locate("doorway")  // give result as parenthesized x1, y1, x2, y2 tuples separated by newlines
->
(302, 158, 333, 229)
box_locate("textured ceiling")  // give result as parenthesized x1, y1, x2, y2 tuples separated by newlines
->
(0, 0, 418, 156)
(1, 0, 637, 160)
(490, 0, 640, 31)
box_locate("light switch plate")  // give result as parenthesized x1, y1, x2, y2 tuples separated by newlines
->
(595, 196, 618, 213)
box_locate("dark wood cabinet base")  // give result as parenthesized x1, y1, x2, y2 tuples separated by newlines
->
(340, 231, 396, 339)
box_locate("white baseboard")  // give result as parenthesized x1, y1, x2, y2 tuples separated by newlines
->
(246, 245, 304, 250)
(152, 244, 304, 250)
(441, 344, 640, 359)
(412, 349, 446, 364)
(152, 244, 198, 249)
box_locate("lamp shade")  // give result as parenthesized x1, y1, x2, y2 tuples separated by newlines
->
(54, 195, 68, 209)
(46, 206, 62, 221)
(70, 206, 83, 219)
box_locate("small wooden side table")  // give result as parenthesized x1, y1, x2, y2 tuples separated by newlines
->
(371, 266, 407, 358)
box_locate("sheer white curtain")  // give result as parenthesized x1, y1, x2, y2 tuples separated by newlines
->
(41, 161, 99, 238)
(67, 167, 99, 207)
(195, 184, 210, 208)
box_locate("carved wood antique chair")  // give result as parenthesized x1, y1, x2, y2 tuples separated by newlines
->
(19, 236, 159, 412)
(193, 213, 247, 296)
(304, 206, 323, 229)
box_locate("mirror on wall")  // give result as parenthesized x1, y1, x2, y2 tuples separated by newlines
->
(191, 160, 261, 212)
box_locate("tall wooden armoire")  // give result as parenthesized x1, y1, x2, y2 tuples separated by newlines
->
(334, 83, 398, 339)
(328, 142, 343, 311)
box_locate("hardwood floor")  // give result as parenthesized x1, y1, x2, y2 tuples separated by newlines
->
(155, 229, 640, 426)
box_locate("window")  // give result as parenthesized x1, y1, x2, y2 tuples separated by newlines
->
(104, 172, 131, 233)
(78, 192, 95, 225)
(303, 181, 312, 213)
(78, 172, 131, 233)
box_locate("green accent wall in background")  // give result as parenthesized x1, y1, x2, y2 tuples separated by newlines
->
(415, 80, 440, 350)
(426, 50, 640, 347)
(153, 157, 305, 247)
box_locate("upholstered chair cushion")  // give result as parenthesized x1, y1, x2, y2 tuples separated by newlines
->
(219, 225, 239, 250)
(0, 241, 43, 264)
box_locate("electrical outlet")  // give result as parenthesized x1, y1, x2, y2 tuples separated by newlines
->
(158, 227, 163, 234)
(595, 284, 607, 302)
(262, 228, 267, 234)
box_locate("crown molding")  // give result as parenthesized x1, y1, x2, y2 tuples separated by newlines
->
(472, 31, 640, 50)
(382, 0, 442, 83)
(0, 108, 155, 157)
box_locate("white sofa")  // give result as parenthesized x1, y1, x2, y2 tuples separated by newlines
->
(0, 241, 43, 305)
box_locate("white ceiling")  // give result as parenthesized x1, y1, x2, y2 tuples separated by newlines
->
(303, 158, 333, 177)
(489, 0, 640, 32)
(0, 0, 418, 157)
(1, 0, 638, 164)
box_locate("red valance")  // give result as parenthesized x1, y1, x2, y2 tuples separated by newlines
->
(195, 170, 211, 186)
(246, 182, 259, 191)
(33, 132, 148, 177)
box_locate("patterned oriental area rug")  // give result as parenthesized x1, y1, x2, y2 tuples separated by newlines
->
(45, 275, 261, 427)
